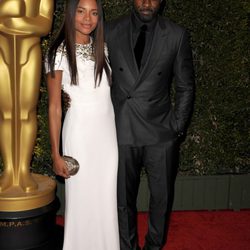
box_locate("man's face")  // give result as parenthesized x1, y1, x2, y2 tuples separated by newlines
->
(133, 0, 162, 22)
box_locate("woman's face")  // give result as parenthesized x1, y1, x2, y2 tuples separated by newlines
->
(75, 0, 98, 43)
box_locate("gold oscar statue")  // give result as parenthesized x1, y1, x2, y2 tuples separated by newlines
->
(0, 0, 56, 211)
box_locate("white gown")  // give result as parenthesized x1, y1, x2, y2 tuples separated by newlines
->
(45, 41, 120, 250)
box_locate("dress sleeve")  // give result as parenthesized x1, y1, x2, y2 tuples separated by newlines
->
(44, 46, 65, 74)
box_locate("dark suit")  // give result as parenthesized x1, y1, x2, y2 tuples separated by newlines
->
(105, 13, 194, 250)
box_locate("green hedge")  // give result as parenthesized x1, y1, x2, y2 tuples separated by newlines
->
(0, 0, 249, 176)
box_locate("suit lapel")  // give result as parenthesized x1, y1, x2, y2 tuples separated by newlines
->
(117, 19, 139, 79)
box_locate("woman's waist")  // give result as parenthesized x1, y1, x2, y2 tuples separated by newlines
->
(64, 99, 114, 117)
(68, 98, 112, 107)
(63, 104, 115, 123)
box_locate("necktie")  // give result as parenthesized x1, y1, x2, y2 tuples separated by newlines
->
(134, 25, 147, 70)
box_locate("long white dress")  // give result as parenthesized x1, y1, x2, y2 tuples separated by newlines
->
(45, 41, 120, 250)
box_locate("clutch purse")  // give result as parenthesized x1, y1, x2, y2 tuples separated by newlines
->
(62, 155, 80, 176)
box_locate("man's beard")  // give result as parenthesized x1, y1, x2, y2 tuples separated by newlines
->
(134, 5, 159, 22)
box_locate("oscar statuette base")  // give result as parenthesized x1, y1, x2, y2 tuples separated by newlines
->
(0, 174, 58, 250)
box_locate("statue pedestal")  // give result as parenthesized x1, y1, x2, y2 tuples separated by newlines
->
(0, 174, 58, 250)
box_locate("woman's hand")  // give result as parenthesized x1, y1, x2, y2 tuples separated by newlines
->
(52, 155, 70, 179)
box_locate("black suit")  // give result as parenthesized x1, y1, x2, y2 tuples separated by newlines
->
(106, 13, 194, 250)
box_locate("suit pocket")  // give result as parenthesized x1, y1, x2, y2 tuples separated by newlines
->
(133, 98, 168, 117)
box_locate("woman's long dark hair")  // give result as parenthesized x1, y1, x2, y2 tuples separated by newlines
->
(48, 0, 111, 86)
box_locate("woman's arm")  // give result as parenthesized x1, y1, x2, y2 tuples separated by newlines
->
(47, 71, 69, 178)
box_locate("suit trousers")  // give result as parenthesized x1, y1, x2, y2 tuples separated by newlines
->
(117, 139, 180, 250)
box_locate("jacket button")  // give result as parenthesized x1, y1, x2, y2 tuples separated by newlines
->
(127, 95, 131, 99)
(119, 68, 124, 71)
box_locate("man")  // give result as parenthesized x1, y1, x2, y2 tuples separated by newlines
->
(105, 0, 195, 249)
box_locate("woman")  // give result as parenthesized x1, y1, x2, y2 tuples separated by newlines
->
(45, 0, 119, 249)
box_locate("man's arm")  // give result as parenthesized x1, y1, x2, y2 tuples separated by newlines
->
(173, 30, 195, 135)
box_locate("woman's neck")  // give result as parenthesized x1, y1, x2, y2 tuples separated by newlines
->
(75, 35, 90, 45)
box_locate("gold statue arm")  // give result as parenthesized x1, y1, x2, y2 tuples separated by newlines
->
(0, 0, 25, 17)
(0, 0, 54, 36)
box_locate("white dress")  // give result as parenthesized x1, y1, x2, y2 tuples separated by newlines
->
(45, 41, 120, 250)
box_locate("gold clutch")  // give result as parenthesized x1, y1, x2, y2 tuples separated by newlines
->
(62, 155, 80, 176)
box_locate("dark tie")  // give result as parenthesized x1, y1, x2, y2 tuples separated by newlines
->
(134, 25, 147, 69)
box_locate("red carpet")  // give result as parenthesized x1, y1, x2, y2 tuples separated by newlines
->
(56, 210, 250, 250)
